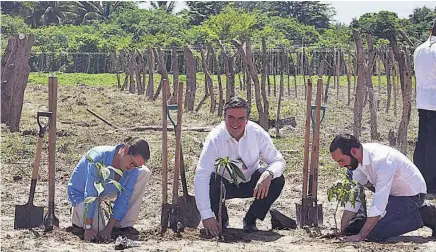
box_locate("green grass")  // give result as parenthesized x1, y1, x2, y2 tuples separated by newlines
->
(28, 72, 416, 89)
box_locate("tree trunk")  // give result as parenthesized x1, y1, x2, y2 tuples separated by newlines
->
(384, 48, 392, 113)
(196, 45, 215, 113)
(273, 52, 277, 97)
(366, 34, 379, 140)
(231, 39, 251, 107)
(219, 41, 236, 102)
(146, 48, 154, 99)
(260, 39, 269, 129)
(247, 38, 268, 130)
(345, 51, 352, 105)
(171, 47, 179, 101)
(1, 34, 34, 132)
(185, 46, 196, 112)
(352, 30, 367, 138)
(153, 47, 170, 101)
(209, 44, 224, 117)
(128, 50, 136, 94)
(115, 51, 121, 89)
(275, 46, 285, 138)
(389, 33, 412, 154)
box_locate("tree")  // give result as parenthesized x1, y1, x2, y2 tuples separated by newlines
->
(186, 1, 228, 26)
(22, 1, 77, 28)
(270, 1, 335, 30)
(73, 1, 137, 24)
(150, 1, 176, 14)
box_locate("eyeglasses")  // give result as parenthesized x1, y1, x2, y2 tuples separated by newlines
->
(129, 154, 139, 168)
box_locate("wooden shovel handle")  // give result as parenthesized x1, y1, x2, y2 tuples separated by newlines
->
(310, 78, 323, 201)
(302, 79, 312, 199)
(172, 82, 184, 203)
(162, 79, 169, 204)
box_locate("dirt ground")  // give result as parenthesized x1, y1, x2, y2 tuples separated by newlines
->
(1, 82, 435, 251)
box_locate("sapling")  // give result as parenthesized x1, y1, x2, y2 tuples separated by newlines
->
(83, 154, 124, 240)
(214, 157, 246, 238)
(326, 173, 365, 236)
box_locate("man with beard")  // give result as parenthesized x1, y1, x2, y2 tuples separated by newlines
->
(329, 134, 436, 242)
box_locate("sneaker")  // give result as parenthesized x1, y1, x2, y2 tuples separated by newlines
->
(243, 218, 258, 233)
(114, 235, 140, 250)
(420, 204, 436, 237)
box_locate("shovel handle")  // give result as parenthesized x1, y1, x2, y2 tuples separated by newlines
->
(179, 148, 189, 197)
(302, 79, 312, 200)
(172, 82, 184, 203)
(37, 111, 52, 137)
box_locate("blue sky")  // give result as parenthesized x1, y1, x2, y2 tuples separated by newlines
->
(139, 1, 436, 25)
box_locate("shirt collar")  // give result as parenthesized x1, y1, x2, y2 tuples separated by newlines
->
(361, 145, 370, 166)
(224, 124, 248, 141)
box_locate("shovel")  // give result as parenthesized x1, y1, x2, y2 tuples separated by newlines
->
(168, 84, 201, 229)
(14, 111, 52, 229)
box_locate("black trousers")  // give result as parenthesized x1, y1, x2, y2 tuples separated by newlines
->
(209, 168, 285, 222)
(413, 109, 436, 193)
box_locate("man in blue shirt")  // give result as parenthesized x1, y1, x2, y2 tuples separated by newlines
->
(68, 137, 151, 242)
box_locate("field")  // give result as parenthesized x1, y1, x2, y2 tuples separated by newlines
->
(1, 73, 435, 251)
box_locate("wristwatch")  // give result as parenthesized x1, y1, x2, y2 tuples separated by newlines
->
(85, 224, 92, 230)
(266, 170, 274, 179)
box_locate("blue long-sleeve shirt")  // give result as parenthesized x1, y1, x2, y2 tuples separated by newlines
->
(67, 145, 140, 221)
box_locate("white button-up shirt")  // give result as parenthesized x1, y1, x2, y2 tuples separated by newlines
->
(345, 143, 427, 218)
(194, 121, 286, 220)
(414, 35, 436, 111)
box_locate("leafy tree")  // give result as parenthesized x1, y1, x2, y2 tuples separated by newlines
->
(150, 1, 176, 14)
(269, 1, 336, 30)
(352, 11, 402, 40)
(22, 1, 77, 28)
(315, 23, 352, 49)
(1, 14, 31, 38)
(73, 1, 138, 24)
(407, 6, 436, 41)
(186, 1, 228, 26)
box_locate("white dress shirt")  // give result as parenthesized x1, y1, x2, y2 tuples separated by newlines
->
(345, 143, 427, 218)
(414, 35, 436, 111)
(194, 121, 286, 220)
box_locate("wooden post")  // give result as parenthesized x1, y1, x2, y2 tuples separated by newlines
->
(161, 79, 168, 233)
(44, 76, 59, 230)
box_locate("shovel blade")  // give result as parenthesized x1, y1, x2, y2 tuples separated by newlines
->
(177, 195, 201, 228)
(14, 203, 44, 229)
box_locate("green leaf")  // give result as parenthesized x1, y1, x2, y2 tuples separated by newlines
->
(109, 179, 124, 192)
(101, 166, 110, 181)
(85, 154, 94, 163)
(108, 166, 124, 178)
(230, 163, 246, 181)
(94, 181, 105, 196)
(85, 196, 97, 204)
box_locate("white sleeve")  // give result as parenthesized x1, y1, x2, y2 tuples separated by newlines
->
(194, 137, 218, 220)
(259, 130, 286, 178)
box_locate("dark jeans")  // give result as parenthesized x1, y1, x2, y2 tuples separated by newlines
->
(346, 194, 425, 241)
(209, 168, 285, 223)
(414, 109, 436, 193)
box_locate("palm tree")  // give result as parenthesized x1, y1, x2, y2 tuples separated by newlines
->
(150, 1, 176, 14)
(23, 1, 77, 28)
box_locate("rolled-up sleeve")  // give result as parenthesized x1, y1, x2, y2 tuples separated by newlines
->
(259, 130, 286, 178)
(368, 157, 396, 217)
(112, 170, 138, 221)
(194, 138, 218, 220)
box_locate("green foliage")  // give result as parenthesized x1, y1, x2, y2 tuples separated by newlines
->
(186, 1, 228, 26)
(327, 177, 363, 208)
(314, 24, 352, 49)
(352, 11, 404, 40)
(83, 154, 124, 222)
(214, 157, 246, 186)
(1, 14, 31, 38)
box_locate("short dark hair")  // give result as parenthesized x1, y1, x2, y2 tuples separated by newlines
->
(329, 133, 362, 155)
(224, 96, 250, 117)
(125, 137, 150, 161)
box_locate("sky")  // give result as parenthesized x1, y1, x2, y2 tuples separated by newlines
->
(139, 1, 436, 25)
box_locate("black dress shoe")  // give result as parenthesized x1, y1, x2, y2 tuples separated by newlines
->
(420, 204, 436, 237)
(243, 218, 258, 233)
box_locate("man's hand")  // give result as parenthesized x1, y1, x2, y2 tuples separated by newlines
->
(202, 217, 220, 237)
(84, 228, 98, 242)
(341, 234, 365, 242)
(253, 171, 272, 199)
(99, 227, 112, 241)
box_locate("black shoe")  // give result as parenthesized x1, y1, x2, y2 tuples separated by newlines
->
(243, 218, 258, 233)
(420, 204, 436, 237)
(113, 226, 140, 236)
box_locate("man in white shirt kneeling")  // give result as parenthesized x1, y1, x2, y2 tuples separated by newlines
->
(194, 97, 286, 237)
(330, 133, 436, 242)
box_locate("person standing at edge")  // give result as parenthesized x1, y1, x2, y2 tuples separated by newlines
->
(413, 19, 436, 194)
(194, 97, 286, 237)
